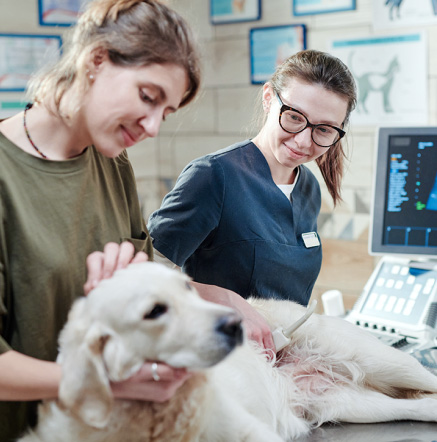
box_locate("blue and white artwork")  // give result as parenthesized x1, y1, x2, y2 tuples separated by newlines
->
(373, 0, 437, 29)
(39, 0, 89, 26)
(210, 0, 261, 24)
(250, 24, 306, 84)
(0, 34, 62, 91)
(330, 33, 427, 126)
(293, 0, 356, 16)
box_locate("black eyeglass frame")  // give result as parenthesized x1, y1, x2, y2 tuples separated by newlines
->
(274, 91, 346, 148)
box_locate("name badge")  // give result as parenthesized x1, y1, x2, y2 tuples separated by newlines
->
(302, 232, 320, 248)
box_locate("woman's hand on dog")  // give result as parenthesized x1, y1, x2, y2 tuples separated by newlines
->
(84, 241, 148, 295)
(110, 362, 192, 403)
(227, 295, 276, 355)
(236, 302, 276, 354)
(192, 282, 276, 354)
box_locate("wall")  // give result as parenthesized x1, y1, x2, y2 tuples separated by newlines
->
(1, 0, 436, 312)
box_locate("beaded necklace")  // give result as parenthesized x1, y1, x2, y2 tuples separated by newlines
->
(23, 103, 48, 159)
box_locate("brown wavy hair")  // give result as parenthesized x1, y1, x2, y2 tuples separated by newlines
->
(27, 0, 201, 119)
(270, 50, 357, 205)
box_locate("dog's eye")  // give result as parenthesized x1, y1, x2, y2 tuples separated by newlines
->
(143, 303, 168, 320)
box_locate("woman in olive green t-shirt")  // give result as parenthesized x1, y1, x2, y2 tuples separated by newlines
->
(0, 0, 201, 440)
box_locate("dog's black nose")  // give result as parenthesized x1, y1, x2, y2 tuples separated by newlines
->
(216, 315, 243, 347)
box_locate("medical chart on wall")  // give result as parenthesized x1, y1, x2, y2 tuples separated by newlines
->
(0, 34, 62, 91)
(39, 0, 90, 26)
(329, 33, 427, 126)
(373, 0, 437, 29)
(293, 0, 356, 16)
(210, 0, 261, 24)
(250, 24, 306, 84)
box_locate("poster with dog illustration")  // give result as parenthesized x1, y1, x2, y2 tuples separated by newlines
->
(329, 32, 427, 126)
(373, 0, 437, 30)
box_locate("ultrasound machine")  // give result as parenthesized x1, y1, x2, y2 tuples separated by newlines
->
(345, 127, 437, 372)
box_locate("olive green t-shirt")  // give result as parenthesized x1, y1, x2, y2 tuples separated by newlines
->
(0, 132, 152, 441)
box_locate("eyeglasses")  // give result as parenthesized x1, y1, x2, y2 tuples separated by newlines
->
(274, 91, 345, 148)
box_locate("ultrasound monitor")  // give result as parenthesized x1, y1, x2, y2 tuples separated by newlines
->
(370, 127, 437, 258)
(346, 128, 437, 356)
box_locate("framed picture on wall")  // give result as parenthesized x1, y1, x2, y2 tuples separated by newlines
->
(293, 0, 356, 16)
(250, 24, 306, 84)
(329, 32, 427, 126)
(373, 0, 437, 30)
(210, 0, 261, 24)
(38, 0, 89, 26)
(0, 34, 62, 92)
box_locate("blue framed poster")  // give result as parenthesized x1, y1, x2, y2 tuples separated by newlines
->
(0, 34, 62, 92)
(250, 24, 306, 84)
(38, 0, 89, 27)
(293, 0, 356, 16)
(210, 0, 261, 24)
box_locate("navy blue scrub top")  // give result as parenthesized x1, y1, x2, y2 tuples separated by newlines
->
(147, 140, 322, 305)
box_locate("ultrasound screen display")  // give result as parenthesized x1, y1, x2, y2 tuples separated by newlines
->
(383, 135, 437, 250)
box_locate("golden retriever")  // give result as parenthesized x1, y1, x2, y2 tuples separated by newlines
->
(19, 262, 437, 441)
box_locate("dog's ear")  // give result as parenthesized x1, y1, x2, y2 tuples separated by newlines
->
(58, 321, 114, 428)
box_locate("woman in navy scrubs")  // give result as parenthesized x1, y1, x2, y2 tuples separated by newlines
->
(148, 50, 357, 350)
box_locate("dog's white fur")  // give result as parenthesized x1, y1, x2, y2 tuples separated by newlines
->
(19, 262, 437, 442)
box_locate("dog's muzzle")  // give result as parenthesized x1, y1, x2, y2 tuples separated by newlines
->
(215, 314, 244, 349)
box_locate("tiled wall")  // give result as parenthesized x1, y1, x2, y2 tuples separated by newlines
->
(1, 0, 436, 311)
